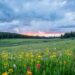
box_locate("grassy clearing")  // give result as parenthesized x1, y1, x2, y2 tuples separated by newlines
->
(0, 39, 75, 75)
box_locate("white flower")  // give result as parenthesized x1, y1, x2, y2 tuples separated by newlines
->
(13, 64, 17, 68)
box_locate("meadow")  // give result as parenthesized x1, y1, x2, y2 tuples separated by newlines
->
(0, 39, 75, 75)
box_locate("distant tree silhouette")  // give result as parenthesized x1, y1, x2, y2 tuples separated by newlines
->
(0, 32, 54, 39)
(0, 32, 63, 39)
(0, 32, 31, 39)
(61, 32, 75, 38)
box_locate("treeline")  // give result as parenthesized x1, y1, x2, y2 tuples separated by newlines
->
(1, 32, 75, 39)
(61, 32, 75, 38)
(0, 32, 53, 39)
(0, 32, 30, 39)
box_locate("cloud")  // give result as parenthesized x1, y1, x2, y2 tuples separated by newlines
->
(59, 25, 75, 28)
(0, 0, 75, 33)
(0, 20, 31, 33)
(0, 0, 67, 21)
(0, 2, 15, 22)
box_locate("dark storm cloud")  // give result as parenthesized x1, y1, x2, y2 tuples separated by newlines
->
(0, 0, 75, 33)
(0, 2, 15, 22)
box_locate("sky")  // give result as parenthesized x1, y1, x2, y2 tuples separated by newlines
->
(0, 0, 75, 35)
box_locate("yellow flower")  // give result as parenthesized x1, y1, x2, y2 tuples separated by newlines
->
(8, 68, 13, 73)
(64, 50, 72, 56)
(51, 54, 57, 58)
(3, 63, 9, 68)
(64, 61, 67, 64)
(27, 71, 32, 75)
(24, 64, 26, 67)
(2, 72, 8, 75)
(37, 55, 42, 58)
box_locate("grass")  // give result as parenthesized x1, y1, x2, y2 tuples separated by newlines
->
(0, 39, 75, 75)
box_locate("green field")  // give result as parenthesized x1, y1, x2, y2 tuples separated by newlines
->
(0, 39, 75, 75)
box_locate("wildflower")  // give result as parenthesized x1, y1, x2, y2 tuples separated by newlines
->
(27, 71, 32, 75)
(27, 67, 32, 75)
(51, 54, 56, 58)
(3, 63, 9, 68)
(50, 52, 57, 59)
(27, 67, 30, 71)
(37, 55, 42, 58)
(67, 52, 72, 56)
(64, 50, 72, 56)
(24, 64, 26, 67)
(64, 61, 67, 64)
(2, 72, 8, 75)
(13, 64, 17, 68)
(8, 68, 13, 73)
(36, 64, 41, 70)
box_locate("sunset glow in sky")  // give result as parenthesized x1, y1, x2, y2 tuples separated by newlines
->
(23, 31, 64, 37)
(0, 0, 75, 36)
